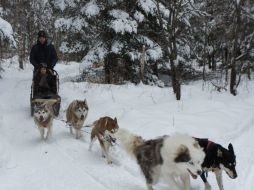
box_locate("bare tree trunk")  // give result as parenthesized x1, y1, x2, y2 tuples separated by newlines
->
(203, 34, 207, 81)
(230, 0, 241, 96)
(104, 55, 111, 83)
(0, 39, 2, 79)
(17, 30, 24, 70)
(0, 39, 2, 59)
(230, 64, 237, 95)
(211, 52, 216, 71)
(27, 12, 34, 52)
(166, 0, 181, 100)
(168, 33, 181, 100)
(224, 47, 229, 84)
(19, 57, 24, 69)
(170, 59, 181, 100)
(140, 45, 145, 82)
(247, 62, 251, 80)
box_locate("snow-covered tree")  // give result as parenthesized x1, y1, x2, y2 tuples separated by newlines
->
(80, 0, 163, 84)
(191, 0, 254, 95)
(0, 0, 253, 89)
(0, 17, 15, 46)
(0, 14, 15, 78)
(139, 0, 202, 99)
(52, 0, 92, 61)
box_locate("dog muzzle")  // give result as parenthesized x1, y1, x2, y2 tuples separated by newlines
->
(39, 116, 44, 122)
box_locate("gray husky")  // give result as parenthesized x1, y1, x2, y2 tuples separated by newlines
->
(66, 99, 88, 139)
(33, 101, 55, 140)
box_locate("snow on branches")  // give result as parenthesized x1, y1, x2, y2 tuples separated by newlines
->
(0, 17, 16, 47)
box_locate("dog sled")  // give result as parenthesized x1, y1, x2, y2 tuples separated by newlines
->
(30, 69, 61, 117)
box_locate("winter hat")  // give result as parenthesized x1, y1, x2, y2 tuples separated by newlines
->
(38, 30, 47, 38)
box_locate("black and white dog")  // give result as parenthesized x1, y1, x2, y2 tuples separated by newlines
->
(195, 138, 237, 190)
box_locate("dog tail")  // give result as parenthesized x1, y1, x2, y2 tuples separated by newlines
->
(115, 128, 144, 159)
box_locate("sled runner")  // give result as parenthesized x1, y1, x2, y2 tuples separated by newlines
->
(30, 69, 61, 116)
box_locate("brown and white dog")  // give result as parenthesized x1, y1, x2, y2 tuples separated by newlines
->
(115, 129, 205, 190)
(66, 99, 88, 139)
(89, 116, 119, 164)
(33, 100, 56, 140)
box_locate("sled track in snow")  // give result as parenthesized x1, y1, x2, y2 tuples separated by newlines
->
(49, 131, 145, 190)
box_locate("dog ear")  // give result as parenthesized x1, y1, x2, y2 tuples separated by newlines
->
(73, 100, 78, 107)
(114, 117, 117, 123)
(175, 145, 190, 163)
(217, 148, 223, 157)
(44, 103, 50, 110)
(84, 99, 87, 104)
(193, 140, 200, 149)
(228, 143, 234, 154)
(41, 102, 47, 109)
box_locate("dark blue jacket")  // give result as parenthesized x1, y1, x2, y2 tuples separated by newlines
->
(30, 41, 58, 70)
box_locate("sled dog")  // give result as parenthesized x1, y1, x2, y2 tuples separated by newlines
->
(66, 99, 88, 139)
(89, 116, 119, 164)
(33, 100, 56, 140)
(115, 129, 205, 190)
(195, 138, 237, 190)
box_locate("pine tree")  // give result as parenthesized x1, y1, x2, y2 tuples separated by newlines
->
(52, 0, 92, 61)
(81, 0, 163, 84)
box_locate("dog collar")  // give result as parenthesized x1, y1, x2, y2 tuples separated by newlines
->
(206, 140, 214, 150)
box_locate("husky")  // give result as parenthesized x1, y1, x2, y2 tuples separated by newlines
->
(33, 100, 56, 140)
(195, 138, 237, 190)
(66, 99, 88, 139)
(89, 116, 119, 164)
(115, 129, 205, 190)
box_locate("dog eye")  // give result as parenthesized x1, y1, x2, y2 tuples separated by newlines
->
(189, 161, 194, 165)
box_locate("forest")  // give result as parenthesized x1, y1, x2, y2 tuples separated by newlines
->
(0, 0, 254, 100)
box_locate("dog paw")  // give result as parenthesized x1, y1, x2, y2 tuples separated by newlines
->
(107, 160, 113, 164)
(205, 183, 211, 190)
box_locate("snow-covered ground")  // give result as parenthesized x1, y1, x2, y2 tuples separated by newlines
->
(0, 60, 253, 190)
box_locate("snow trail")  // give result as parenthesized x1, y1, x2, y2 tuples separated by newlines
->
(0, 62, 254, 190)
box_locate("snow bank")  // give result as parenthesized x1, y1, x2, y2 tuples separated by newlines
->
(0, 114, 10, 169)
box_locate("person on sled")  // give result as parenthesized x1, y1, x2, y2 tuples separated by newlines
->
(30, 30, 58, 98)
(30, 30, 58, 71)
(33, 63, 57, 98)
